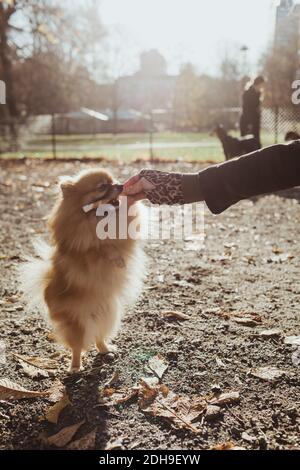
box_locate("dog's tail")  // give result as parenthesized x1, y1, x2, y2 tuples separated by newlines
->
(18, 238, 53, 313)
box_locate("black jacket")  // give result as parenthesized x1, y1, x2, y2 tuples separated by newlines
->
(182, 140, 300, 214)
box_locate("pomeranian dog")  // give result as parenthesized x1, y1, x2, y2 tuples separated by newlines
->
(20, 169, 145, 372)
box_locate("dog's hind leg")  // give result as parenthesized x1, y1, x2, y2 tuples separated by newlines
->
(70, 347, 82, 372)
(53, 316, 84, 372)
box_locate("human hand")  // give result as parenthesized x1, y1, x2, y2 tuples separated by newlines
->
(121, 169, 185, 205)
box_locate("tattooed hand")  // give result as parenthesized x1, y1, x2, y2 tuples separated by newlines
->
(122, 169, 185, 205)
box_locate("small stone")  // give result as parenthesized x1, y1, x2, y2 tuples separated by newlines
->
(211, 383, 222, 393)
(104, 353, 116, 363)
(206, 405, 222, 421)
(242, 432, 257, 443)
(258, 435, 268, 450)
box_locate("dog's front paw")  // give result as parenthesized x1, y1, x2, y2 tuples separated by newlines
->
(68, 365, 82, 374)
(96, 340, 117, 354)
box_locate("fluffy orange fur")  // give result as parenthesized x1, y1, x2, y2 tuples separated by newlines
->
(20, 169, 145, 372)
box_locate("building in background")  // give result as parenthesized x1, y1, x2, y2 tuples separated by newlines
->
(274, 0, 297, 48)
(116, 50, 176, 114)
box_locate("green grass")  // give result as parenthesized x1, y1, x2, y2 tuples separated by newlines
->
(0, 130, 280, 162)
(0, 147, 223, 162)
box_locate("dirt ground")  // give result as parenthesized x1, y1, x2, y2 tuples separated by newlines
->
(0, 158, 299, 451)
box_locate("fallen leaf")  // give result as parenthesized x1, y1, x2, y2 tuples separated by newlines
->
(213, 311, 262, 325)
(162, 311, 190, 321)
(250, 366, 285, 382)
(138, 379, 164, 409)
(47, 332, 56, 342)
(46, 420, 85, 447)
(138, 380, 206, 433)
(104, 371, 120, 388)
(258, 329, 282, 338)
(211, 255, 231, 264)
(148, 354, 168, 379)
(212, 442, 246, 450)
(284, 336, 300, 346)
(216, 358, 226, 368)
(14, 355, 49, 379)
(45, 392, 72, 424)
(242, 432, 257, 443)
(128, 440, 142, 450)
(99, 387, 138, 406)
(233, 317, 261, 327)
(46, 380, 65, 403)
(66, 429, 96, 450)
(268, 253, 294, 263)
(22, 356, 57, 370)
(105, 437, 125, 450)
(32, 181, 50, 189)
(209, 391, 240, 406)
(0, 379, 48, 400)
(272, 246, 283, 255)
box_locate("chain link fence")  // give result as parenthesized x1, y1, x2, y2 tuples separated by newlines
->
(1, 106, 300, 159)
(262, 106, 300, 143)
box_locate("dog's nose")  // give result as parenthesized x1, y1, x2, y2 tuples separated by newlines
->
(112, 184, 124, 193)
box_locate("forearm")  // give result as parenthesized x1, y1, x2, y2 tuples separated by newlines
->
(182, 140, 300, 214)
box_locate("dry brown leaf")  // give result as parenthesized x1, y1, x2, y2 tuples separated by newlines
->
(66, 429, 96, 450)
(0, 379, 48, 400)
(45, 392, 72, 424)
(162, 311, 190, 321)
(250, 366, 285, 382)
(272, 246, 284, 255)
(47, 420, 85, 448)
(47, 332, 56, 342)
(105, 437, 125, 450)
(233, 317, 261, 327)
(128, 440, 142, 450)
(104, 371, 120, 388)
(148, 354, 168, 379)
(99, 386, 138, 406)
(212, 442, 246, 450)
(14, 355, 49, 379)
(213, 311, 262, 325)
(138, 380, 206, 433)
(209, 391, 240, 406)
(258, 329, 282, 338)
(138, 379, 163, 409)
(46, 380, 65, 403)
(16, 355, 58, 370)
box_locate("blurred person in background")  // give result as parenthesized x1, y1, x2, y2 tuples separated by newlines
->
(240, 76, 266, 148)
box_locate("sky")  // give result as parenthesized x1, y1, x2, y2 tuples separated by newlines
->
(100, 0, 280, 75)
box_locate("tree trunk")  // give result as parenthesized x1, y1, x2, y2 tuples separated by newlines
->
(0, 4, 19, 149)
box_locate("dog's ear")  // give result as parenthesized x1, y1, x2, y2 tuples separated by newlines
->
(59, 176, 75, 198)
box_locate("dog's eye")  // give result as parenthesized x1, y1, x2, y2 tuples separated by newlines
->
(97, 183, 109, 192)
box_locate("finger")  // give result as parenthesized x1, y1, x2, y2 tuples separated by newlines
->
(122, 179, 146, 195)
(123, 174, 141, 190)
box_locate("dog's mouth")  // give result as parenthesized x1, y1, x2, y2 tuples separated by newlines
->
(107, 198, 120, 208)
(83, 184, 123, 213)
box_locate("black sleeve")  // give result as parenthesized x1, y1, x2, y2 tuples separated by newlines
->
(182, 140, 300, 214)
